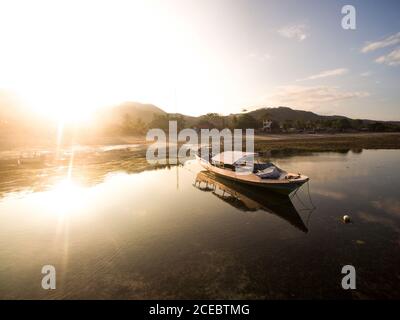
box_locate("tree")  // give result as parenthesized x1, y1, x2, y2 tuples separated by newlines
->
(133, 117, 146, 134)
(322, 119, 335, 129)
(196, 119, 213, 129)
(173, 115, 186, 131)
(282, 120, 293, 130)
(334, 118, 352, 130)
(231, 115, 238, 129)
(270, 120, 280, 132)
(148, 114, 170, 130)
(121, 113, 134, 134)
(236, 114, 259, 129)
(294, 119, 306, 130)
(353, 119, 364, 129)
(368, 122, 386, 132)
(148, 114, 186, 131)
(202, 113, 224, 129)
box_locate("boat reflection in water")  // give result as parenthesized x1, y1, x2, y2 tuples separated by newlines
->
(194, 170, 309, 233)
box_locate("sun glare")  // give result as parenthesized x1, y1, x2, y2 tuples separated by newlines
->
(48, 179, 85, 215)
(0, 0, 181, 123)
(19, 91, 95, 124)
(0, 0, 238, 119)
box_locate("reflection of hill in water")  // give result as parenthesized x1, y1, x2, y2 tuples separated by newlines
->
(194, 171, 308, 233)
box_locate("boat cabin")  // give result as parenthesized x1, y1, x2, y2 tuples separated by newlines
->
(211, 151, 257, 171)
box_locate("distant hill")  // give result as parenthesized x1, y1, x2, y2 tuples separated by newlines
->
(95, 101, 166, 125)
(167, 106, 400, 132)
(175, 106, 356, 129)
(244, 106, 400, 126)
(107, 103, 398, 130)
(1, 92, 399, 140)
(245, 106, 347, 122)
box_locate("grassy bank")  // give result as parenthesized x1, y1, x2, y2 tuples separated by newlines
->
(253, 132, 400, 154)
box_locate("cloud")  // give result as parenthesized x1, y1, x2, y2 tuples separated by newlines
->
(248, 52, 271, 62)
(360, 71, 372, 77)
(313, 189, 347, 200)
(358, 211, 399, 230)
(361, 32, 400, 53)
(372, 198, 400, 216)
(375, 47, 400, 66)
(278, 24, 308, 42)
(297, 68, 348, 81)
(267, 85, 370, 108)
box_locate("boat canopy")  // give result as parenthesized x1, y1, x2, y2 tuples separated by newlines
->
(211, 151, 258, 165)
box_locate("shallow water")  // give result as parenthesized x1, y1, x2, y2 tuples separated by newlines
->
(0, 149, 399, 299)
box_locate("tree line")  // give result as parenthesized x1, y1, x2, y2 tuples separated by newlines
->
(119, 112, 400, 135)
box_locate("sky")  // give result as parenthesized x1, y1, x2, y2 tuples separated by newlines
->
(0, 0, 399, 121)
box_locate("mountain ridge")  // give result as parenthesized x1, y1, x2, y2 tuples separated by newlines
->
(1, 96, 399, 136)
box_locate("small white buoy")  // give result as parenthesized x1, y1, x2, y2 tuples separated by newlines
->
(343, 215, 351, 223)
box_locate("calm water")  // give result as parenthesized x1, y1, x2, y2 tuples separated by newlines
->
(0, 149, 399, 299)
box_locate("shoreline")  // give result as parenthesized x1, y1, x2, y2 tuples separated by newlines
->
(253, 132, 400, 153)
(1, 132, 400, 152)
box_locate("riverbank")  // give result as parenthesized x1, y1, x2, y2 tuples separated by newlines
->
(253, 132, 400, 153)
(2, 132, 400, 153)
